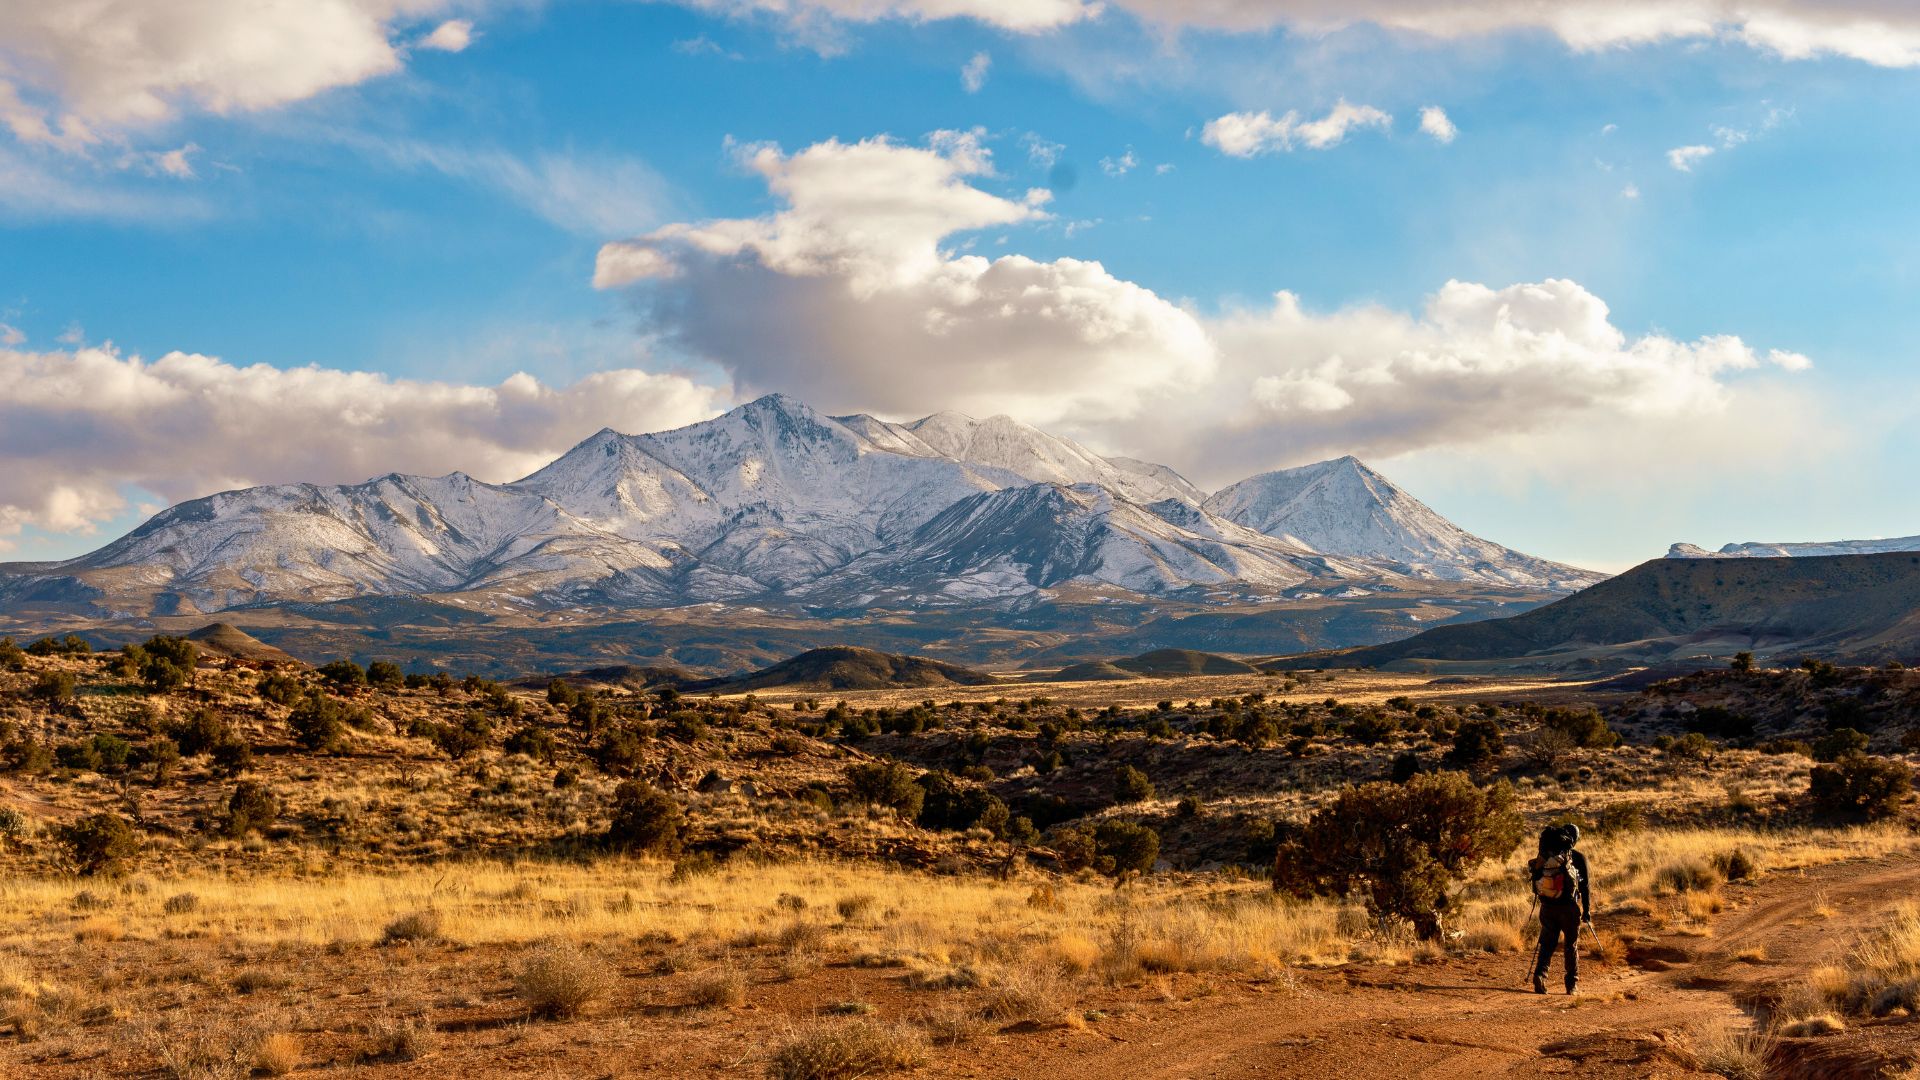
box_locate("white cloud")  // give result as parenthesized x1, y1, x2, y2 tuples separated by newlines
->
(0, 325, 22, 347)
(1418, 105, 1457, 144)
(961, 51, 992, 92)
(0, 342, 725, 541)
(418, 18, 475, 52)
(0, 1, 465, 143)
(1621, 182, 1640, 199)
(1130, 278, 1814, 484)
(1668, 144, 1715, 172)
(1022, 133, 1064, 169)
(591, 130, 1812, 499)
(680, 0, 1920, 68)
(595, 132, 1215, 427)
(1100, 148, 1137, 176)
(1202, 100, 1391, 156)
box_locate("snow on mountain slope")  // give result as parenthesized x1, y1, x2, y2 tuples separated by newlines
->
(1205, 456, 1601, 590)
(803, 483, 1334, 603)
(6, 395, 1600, 616)
(65, 472, 671, 611)
(889, 411, 1200, 505)
(1668, 536, 1920, 559)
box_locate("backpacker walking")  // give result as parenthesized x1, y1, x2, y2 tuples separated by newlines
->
(1526, 823, 1591, 995)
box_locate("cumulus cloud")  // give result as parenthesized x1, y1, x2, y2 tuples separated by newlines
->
(418, 18, 475, 52)
(1202, 101, 1390, 156)
(1419, 105, 1457, 144)
(595, 132, 1216, 426)
(0, 1, 468, 146)
(1668, 144, 1714, 172)
(1124, 278, 1817, 484)
(0, 343, 725, 543)
(961, 51, 991, 92)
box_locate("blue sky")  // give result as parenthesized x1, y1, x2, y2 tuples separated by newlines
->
(2, 0, 1917, 571)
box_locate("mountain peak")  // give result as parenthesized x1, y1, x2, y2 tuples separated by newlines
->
(1204, 458, 1599, 589)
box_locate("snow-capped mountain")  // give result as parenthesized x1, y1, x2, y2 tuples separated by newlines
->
(1204, 457, 1602, 590)
(0, 395, 1598, 617)
(802, 483, 1364, 605)
(1668, 536, 1920, 559)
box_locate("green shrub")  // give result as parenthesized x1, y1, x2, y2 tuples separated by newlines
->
(28, 634, 91, 657)
(1808, 753, 1911, 821)
(224, 780, 280, 837)
(317, 659, 366, 687)
(1046, 824, 1096, 872)
(1444, 719, 1503, 769)
(209, 734, 253, 776)
(1092, 820, 1159, 880)
(56, 813, 140, 876)
(29, 671, 76, 704)
(138, 736, 181, 783)
(1813, 727, 1871, 763)
(915, 772, 1008, 835)
(1112, 765, 1155, 804)
(1273, 771, 1524, 939)
(289, 693, 353, 753)
(0, 636, 24, 671)
(171, 709, 231, 755)
(505, 725, 557, 761)
(605, 782, 683, 854)
(366, 661, 404, 687)
(1669, 732, 1715, 760)
(257, 672, 303, 706)
(1543, 707, 1619, 748)
(1594, 802, 1646, 835)
(845, 761, 925, 819)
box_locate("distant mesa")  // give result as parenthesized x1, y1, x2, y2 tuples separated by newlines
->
(713, 646, 998, 692)
(184, 623, 295, 663)
(1668, 535, 1920, 559)
(1269, 550, 1920, 674)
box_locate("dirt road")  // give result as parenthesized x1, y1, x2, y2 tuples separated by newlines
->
(942, 854, 1920, 1079)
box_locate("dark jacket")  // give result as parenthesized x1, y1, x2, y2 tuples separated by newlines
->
(1530, 849, 1591, 918)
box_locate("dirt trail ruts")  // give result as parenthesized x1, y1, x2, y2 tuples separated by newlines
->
(945, 854, 1920, 1080)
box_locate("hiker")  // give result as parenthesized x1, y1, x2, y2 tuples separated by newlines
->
(1527, 823, 1591, 995)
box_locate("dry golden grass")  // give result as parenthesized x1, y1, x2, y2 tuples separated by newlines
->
(515, 941, 619, 1017)
(767, 1017, 929, 1080)
(1691, 1019, 1773, 1080)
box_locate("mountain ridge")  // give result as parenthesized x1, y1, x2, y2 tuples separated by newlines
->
(0, 394, 1598, 622)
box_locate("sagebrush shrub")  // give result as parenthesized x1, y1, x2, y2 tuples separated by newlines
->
(1273, 771, 1524, 939)
(605, 782, 683, 854)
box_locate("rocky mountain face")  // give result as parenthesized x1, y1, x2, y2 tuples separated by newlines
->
(0, 394, 1599, 619)
(1204, 457, 1597, 590)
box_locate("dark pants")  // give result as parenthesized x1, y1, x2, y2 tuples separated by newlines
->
(1533, 904, 1581, 987)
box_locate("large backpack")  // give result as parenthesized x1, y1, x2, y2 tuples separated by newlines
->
(1532, 851, 1580, 901)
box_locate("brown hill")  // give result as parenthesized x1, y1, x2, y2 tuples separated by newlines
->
(715, 646, 1000, 691)
(185, 623, 296, 663)
(1044, 660, 1142, 682)
(1271, 552, 1920, 673)
(1114, 648, 1260, 676)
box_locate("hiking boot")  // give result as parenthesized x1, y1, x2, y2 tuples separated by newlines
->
(1532, 974, 1546, 995)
